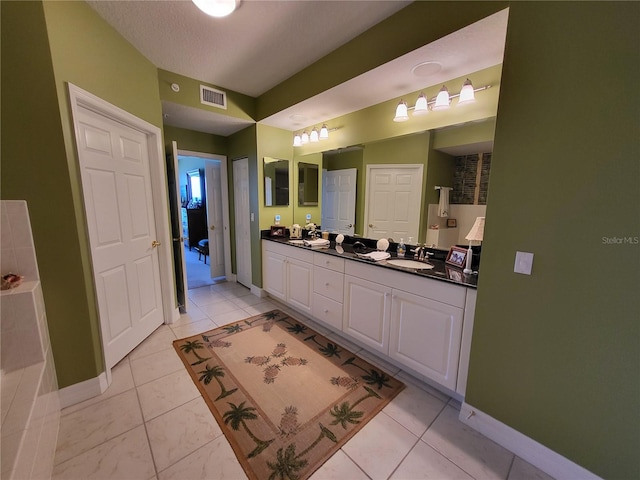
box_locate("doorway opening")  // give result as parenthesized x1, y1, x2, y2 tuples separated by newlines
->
(177, 153, 227, 290)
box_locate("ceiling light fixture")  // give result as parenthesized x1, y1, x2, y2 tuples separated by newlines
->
(293, 124, 336, 147)
(393, 79, 491, 122)
(192, 0, 240, 18)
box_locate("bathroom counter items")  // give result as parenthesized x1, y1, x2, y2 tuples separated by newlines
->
(261, 235, 477, 289)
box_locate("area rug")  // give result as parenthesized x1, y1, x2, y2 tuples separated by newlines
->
(173, 309, 404, 480)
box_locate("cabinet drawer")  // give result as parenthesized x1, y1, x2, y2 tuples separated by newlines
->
(312, 293, 343, 330)
(263, 240, 314, 263)
(313, 253, 345, 273)
(313, 267, 344, 303)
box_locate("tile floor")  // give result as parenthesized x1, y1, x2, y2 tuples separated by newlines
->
(52, 281, 554, 480)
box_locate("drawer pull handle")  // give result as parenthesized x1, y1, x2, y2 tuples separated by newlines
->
(325, 282, 329, 286)
(324, 309, 329, 313)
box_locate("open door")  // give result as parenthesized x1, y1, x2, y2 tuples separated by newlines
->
(167, 141, 189, 312)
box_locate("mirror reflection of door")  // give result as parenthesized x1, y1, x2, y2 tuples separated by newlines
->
(364, 164, 423, 241)
(298, 162, 318, 206)
(264, 157, 289, 206)
(321, 168, 357, 235)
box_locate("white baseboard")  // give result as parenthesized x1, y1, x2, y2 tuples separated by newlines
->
(250, 284, 265, 298)
(58, 372, 109, 409)
(460, 403, 601, 480)
(226, 273, 237, 282)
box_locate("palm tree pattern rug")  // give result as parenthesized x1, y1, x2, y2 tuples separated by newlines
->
(173, 309, 404, 480)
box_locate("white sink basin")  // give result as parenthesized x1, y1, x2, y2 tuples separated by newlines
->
(386, 259, 435, 270)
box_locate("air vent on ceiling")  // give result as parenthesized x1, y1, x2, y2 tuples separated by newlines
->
(200, 85, 227, 110)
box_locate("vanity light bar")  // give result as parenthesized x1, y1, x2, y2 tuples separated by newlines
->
(293, 124, 338, 147)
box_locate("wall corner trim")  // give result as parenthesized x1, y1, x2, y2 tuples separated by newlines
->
(58, 372, 109, 409)
(460, 403, 602, 480)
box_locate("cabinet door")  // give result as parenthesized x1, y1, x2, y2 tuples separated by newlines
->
(263, 250, 286, 302)
(343, 275, 391, 354)
(389, 290, 463, 390)
(286, 257, 313, 314)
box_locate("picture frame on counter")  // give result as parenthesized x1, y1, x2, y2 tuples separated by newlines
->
(270, 225, 287, 237)
(446, 246, 467, 268)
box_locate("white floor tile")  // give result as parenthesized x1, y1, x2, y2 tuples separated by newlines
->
(209, 308, 251, 326)
(390, 439, 474, 479)
(200, 299, 246, 318)
(227, 293, 265, 308)
(243, 300, 278, 316)
(136, 369, 200, 422)
(130, 348, 185, 386)
(422, 405, 514, 480)
(54, 389, 143, 465)
(157, 435, 248, 480)
(342, 412, 418, 480)
(383, 381, 447, 437)
(129, 326, 176, 361)
(309, 449, 369, 480)
(52, 425, 155, 480)
(61, 358, 134, 416)
(170, 307, 208, 328)
(171, 318, 217, 339)
(188, 291, 229, 308)
(146, 397, 223, 472)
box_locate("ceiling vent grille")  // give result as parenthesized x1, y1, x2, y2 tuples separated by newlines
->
(200, 85, 227, 109)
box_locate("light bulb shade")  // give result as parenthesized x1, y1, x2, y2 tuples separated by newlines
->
(433, 86, 450, 110)
(393, 100, 409, 122)
(319, 124, 329, 140)
(293, 135, 302, 147)
(413, 93, 429, 116)
(192, 0, 240, 17)
(301, 131, 309, 144)
(310, 128, 319, 142)
(465, 217, 485, 242)
(458, 79, 476, 105)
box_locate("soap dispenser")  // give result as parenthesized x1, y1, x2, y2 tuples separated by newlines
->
(397, 238, 406, 258)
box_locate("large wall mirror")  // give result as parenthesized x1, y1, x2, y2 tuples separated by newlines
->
(263, 157, 289, 207)
(298, 162, 318, 206)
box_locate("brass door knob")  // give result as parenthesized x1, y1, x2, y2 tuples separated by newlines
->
(368, 223, 375, 228)
(346, 224, 353, 229)
(151, 240, 161, 248)
(210, 225, 215, 230)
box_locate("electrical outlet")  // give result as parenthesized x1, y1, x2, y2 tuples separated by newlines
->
(306, 214, 311, 221)
(274, 214, 280, 225)
(514, 251, 534, 275)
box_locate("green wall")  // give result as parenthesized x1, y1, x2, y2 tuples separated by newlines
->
(466, 3, 639, 479)
(1, 0, 165, 388)
(1, 1, 104, 386)
(164, 125, 227, 155)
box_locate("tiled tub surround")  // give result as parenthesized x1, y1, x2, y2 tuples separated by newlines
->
(1, 200, 60, 480)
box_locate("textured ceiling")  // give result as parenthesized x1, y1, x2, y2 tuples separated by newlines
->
(87, 1, 508, 136)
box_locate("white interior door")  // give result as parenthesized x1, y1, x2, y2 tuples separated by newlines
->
(364, 164, 423, 241)
(205, 160, 225, 278)
(170, 141, 188, 311)
(233, 158, 252, 288)
(75, 105, 164, 369)
(321, 168, 356, 235)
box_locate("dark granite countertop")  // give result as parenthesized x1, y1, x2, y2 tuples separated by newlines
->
(262, 233, 478, 289)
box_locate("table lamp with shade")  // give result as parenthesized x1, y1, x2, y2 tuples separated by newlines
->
(464, 217, 485, 274)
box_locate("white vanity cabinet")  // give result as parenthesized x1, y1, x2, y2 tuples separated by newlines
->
(312, 253, 345, 330)
(343, 275, 392, 355)
(261, 239, 477, 397)
(389, 289, 463, 390)
(262, 241, 313, 315)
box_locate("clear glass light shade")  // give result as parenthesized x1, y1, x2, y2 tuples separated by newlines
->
(393, 101, 409, 122)
(192, 0, 240, 17)
(413, 93, 429, 116)
(458, 79, 476, 105)
(319, 124, 329, 140)
(433, 86, 450, 110)
(301, 131, 309, 144)
(310, 128, 319, 142)
(293, 135, 302, 147)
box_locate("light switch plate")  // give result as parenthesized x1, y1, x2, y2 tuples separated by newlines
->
(514, 251, 534, 275)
